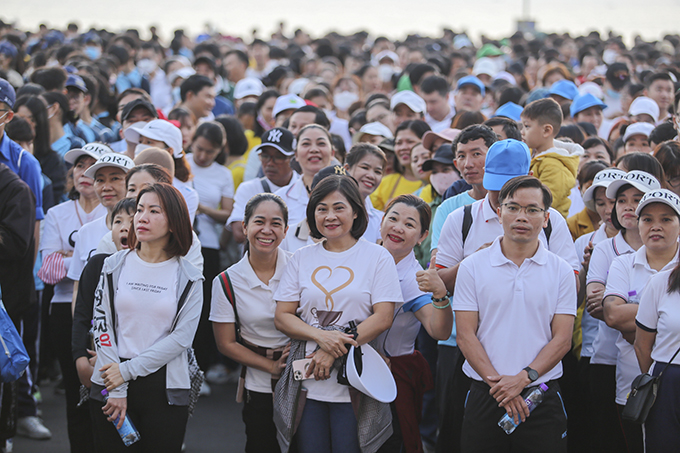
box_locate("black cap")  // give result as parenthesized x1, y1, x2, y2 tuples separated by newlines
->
(311, 165, 351, 190)
(422, 144, 454, 172)
(255, 127, 295, 156)
(121, 98, 158, 122)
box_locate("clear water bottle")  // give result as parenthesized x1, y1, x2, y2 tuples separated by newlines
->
(498, 383, 549, 435)
(101, 389, 141, 446)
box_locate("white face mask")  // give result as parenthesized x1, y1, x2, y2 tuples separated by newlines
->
(378, 64, 395, 82)
(334, 91, 359, 112)
(134, 143, 152, 157)
(430, 170, 460, 196)
(137, 58, 157, 75)
(0, 111, 9, 128)
(172, 86, 181, 104)
(602, 49, 619, 65)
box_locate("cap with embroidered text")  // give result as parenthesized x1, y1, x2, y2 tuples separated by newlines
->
(84, 153, 135, 178)
(64, 143, 114, 165)
(582, 168, 627, 211)
(254, 127, 295, 156)
(606, 170, 661, 198)
(0, 78, 16, 109)
(636, 189, 680, 217)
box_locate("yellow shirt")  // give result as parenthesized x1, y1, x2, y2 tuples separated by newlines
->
(370, 173, 423, 211)
(566, 207, 596, 242)
(228, 130, 262, 190)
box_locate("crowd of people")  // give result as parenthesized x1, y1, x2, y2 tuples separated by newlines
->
(1, 17, 680, 453)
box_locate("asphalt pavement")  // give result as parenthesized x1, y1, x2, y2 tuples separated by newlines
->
(13, 380, 247, 452)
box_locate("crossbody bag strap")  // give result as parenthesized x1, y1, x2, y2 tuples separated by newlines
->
(657, 344, 680, 379)
(218, 270, 241, 340)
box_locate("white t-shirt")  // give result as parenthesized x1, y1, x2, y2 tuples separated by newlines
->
(188, 159, 234, 250)
(377, 251, 432, 357)
(173, 177, 199, 225)
(453, 237, 577, 384)
(226, 173, 299, 227)
(67, 215, 110, 282)
(40, 200, 106, 303)
(586, 231, 635, 365)
(425, 108, 455, 133)
(568, 185, 585, 218)
(96, 230, 205, 273)
(115, 251, 180, 359)
(275, 178, 309, 228)
(209, 249, 291, 393)
(436, 195, 580, 272)
(574, 224, 609, 358)
(604, 246, 679, 404)
(364, 197, 383, 245)
(637, 269, 680, 367)
(274, 239, 403, 403)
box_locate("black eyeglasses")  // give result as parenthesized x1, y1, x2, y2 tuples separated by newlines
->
(259, 153, 290, 164)
(501, 203, 546, 217)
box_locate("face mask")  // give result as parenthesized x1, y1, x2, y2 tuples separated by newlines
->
(134, 143, 152, 157)
(334, 91, 359, 111)
(602, 49, 618, 65)
(172, 86, 182, 104)
(137, 58, 157, 75)
(84, 46, 101, 60)
(430, 171, 460, 196)
(0, 111, 8, 128)
(378, 64, 395, 82)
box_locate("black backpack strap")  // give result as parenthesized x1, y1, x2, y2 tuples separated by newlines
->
(462, 204, 473, 244)
(260, 177, 272, 194)
(106, 273, 117, 345)
(543, 218, 552, 246)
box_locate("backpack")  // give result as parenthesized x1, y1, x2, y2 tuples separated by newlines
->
(461, 204, 552, 245)
(0, 302, 29, 383)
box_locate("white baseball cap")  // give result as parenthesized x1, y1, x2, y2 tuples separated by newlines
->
(636, 188, 680, 217)
(272, 94, 306, 118)
(473, 57, 499, 77)
(628, 96, 660, 123)
(346, 344, 397, 403)
(353, 121, 394, 144)
(124, 119, 183, 158)
(606, 170, 661, 199)
(623, 122, 655, 143)
(582, 168, 626, 211)
(390, 91, 426, 114)
(64, 143, 114, 165)
(234, 78, 265, 100)
(84, 153, 135, 178)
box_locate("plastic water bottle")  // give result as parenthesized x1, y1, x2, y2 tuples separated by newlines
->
(101, 389, 141, 446)
(498, 383, 549, 434)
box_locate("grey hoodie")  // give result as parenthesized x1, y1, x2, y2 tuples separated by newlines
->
(90, 250, 204, 405)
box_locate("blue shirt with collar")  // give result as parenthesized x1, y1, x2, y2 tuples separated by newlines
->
(0, 132, 44, 220)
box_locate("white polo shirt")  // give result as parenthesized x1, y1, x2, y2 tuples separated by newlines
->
(209, 249, 291, 394)
(226, 173, 299, 227)
(574, 224, 609, 358)
(637, 269, 680, 367)
(67, 215, 109, 282)
(436, 194, 580, 272)
(274, 177, 309, 228)
(453, 237, 577, 384)
(604, 245, 679, 404)
(586, 231, 635, 365)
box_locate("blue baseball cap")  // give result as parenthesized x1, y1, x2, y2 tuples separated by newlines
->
(456, 75, 485, 96)
(570, 93, 606, 117)
(66, 74, 88, 93)
(483, 139, 531, 191)
(493, 102, 523, 122)
(549, 80, 579, 100)
(0, 78, 16, 109)
(0, 41, 17, 59)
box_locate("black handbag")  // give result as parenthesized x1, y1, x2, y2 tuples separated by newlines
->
(621, 345, 680, 424)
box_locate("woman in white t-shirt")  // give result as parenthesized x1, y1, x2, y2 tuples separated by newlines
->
(40, 145, 107, 449)
(274, 175, 403, 453)
(344, 143, 386, 244)
(602, 189, 680, 452)
(211, 193, 291, 452)
(378, 194, 452, 453)
(90, 183, 203, 452)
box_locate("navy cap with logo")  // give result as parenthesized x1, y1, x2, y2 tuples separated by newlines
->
(121, 98, 158, 122)
(66, 74, 88, 94)
(311, 165, 352, 190)
(0, 78, 16, 109)
(255, 127, 295, 156)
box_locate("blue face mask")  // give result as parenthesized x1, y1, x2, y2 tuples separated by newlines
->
(85, 46, 101, 60)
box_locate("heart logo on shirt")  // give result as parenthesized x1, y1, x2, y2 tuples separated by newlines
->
(311, 265, 355, 311)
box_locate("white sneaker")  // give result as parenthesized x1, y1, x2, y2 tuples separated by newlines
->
(16, 416, 52, 440)
(199, 381, 211, 397)
(205, 364, 229, 385)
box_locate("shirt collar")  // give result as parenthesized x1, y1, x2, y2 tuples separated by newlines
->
(489, 236, 548, 267)
(613, 231, 635, 255)
(633, 243, 680, 271)
(240, 248, 288, 290)
(286, 177, 309, 202)
(481, 194, 498, 222)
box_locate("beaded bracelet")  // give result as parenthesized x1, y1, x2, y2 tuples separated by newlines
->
(432, 299, 451, 309)
(431, 291, 451, 309)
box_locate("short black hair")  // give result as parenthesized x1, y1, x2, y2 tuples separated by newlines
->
(345, 143, 386, 168)
(420, 75, 449, 98)
(644, 71, 673, 89)
(452, 124, 498, 153)
(577, 159, 608, 188)
(583, 137, 614, 162)
(180, 75, 214, 102)
(521, 97, 563, 135)
(225, 49, 249, 66)
(557, 124, 586, 144)
(110, 198, 137, 226)
(498, 86, 525, 106)
(215, 115, 249, 157)
(291, 105, 331, 130)
(499, 175, 553, 210)
(409, 63, 436, 87)
(30, 67, 67, 91)
(482, 117, 522, 141)
(649, 122, 677, 147)
(306, 175, 368, 240)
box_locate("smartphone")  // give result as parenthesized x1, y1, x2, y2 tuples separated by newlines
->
(292, 358, 313, 381)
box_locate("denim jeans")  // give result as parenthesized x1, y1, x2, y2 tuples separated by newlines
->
(296, 399, 360, 453)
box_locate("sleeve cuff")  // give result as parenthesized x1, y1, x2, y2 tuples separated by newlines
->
(635, 319, 657, 333)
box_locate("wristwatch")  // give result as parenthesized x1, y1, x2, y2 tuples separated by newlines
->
(523, 366, 539, 382)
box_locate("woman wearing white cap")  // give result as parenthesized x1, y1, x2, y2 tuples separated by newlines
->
(601, 188, 680, 452)
(378, 194, 452, 453)
(39, 144, 109, 449)
(622, 122, 654, 155)
(585, 162, 664, 452)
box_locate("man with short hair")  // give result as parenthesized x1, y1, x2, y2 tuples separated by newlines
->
(180, 75, 216, 122)
(193, 56, 235, 116)
(454, 174, 575, 452)
(114, 97, 158, 158)
(422, 75, 454, 132)
(224, 49, 249, 85)
(453, 75, 485, 113)
(390, 90, 426, 131)
(644, 72, 674, 121)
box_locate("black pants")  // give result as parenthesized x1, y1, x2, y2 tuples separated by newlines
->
(50, 302, 94, 452)
(16, 297, 39, 419)
(242, 390, 280, 453)
(193, 247, 221, 371)
(435, 345, 471, 453)
(415, 326, 438, 447)
(615, 404, 643, 453)
(461, 380, 567, 453)
(559, 354, 594, 453)
(588, 364, 626, 453)
(90, 366, 188, 453)
(646, 363, 680, 452)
